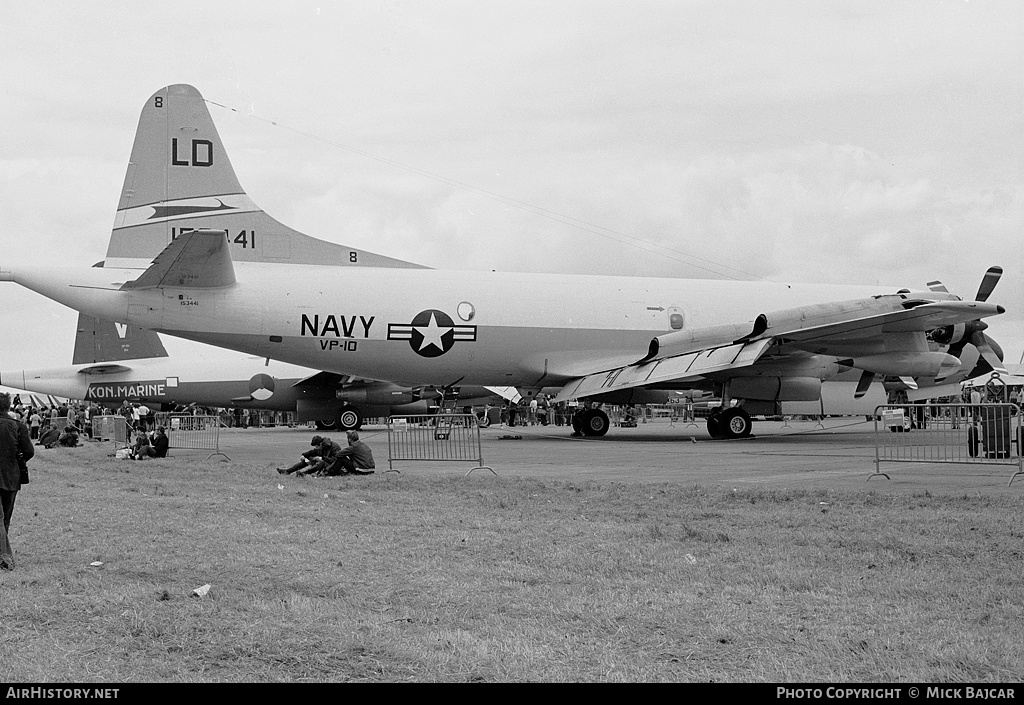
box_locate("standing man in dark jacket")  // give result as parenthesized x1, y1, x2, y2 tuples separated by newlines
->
(0, 393, 34, 570)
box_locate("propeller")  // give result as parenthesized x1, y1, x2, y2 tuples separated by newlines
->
(854, 369, 874, 399)
(937, 267, 1006, 376)
(967, 329, 1006, 377)
(975, 266, 1002, 303)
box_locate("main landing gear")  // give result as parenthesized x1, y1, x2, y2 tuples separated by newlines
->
(315, 405, 363, 432)
(571, 408, 610, 437)
(707, 407, 752, 439)
(567, 404, 750, 439)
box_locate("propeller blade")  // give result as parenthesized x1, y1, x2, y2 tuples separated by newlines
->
(946, 320, 987, 360)
(975, 266, 1002, 302)
(927, 280, 949, 293)
(974, 332, 1006, 374)
(898, 376, 919, 390)
(854, 370, 875, 399)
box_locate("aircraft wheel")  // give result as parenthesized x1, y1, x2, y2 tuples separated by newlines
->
(477, 415, 491, 429)
(337, 406, 363, 431)
(967, 426, 979, 458)
(720, 408, 753, 439)
(315, 417, 339, 431)
(581, 409, 610, 437)
(706, 414, 724, 439)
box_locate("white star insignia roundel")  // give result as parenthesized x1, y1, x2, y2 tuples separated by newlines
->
(415, 312, 451, 353)
(387, 309, 478, 357)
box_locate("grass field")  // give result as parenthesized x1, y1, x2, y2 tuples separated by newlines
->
(1, 441, 1022, 683)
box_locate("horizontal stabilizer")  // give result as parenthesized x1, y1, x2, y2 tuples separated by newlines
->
(72, 312, 168, 364)
(121, 229, 235, 289)
(76, 364, 133, 375)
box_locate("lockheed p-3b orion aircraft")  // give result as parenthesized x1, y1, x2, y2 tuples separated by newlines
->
(0, 85, 1006, 439)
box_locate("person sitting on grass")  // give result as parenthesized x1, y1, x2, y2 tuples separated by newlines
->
(37, 424, 60, 449)
(57, 426, 79, 448)
(333, 430, 375, 475)
(151, 426, 169, 458)
(129, 431, 153, 459)
(277, 435, 341, 477)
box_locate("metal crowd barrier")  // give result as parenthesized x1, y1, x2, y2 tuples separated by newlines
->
(386, 414, 495, 476)
(644, 403, 699, 426)
(92, 415, 131, 446)
(606, 404, 699, 428)
(871, 404, 1024, 486)
(154, 413, 230, 461)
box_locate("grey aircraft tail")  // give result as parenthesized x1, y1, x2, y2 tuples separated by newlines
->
(105, 84, 426, 270)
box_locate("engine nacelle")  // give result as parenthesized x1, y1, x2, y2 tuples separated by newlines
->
(928, 322, 968, 346)
(589, 388, 683, 406)
(295, 398, 341, 424)
(647, 295, 904, 362)
(336, 383, 417, 406)
(843, 351, 961, 379)
(729, 376, 821, 402)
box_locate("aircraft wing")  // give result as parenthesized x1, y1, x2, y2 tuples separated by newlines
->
(290, 371, 383, 388)
(291, 371, 349, 388)
(557, 295, 1005, 401)
(557, 339, 773, 401)
(484, 386, 522, 403)
(763, 300, 1005, 348)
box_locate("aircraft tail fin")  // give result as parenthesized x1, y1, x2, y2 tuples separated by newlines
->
(107, 84, 426, 270)
(71, 312, 169, 365)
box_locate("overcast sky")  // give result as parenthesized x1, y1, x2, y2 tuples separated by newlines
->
(1, 0, 1022, 376)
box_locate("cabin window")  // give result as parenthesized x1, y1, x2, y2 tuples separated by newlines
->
(668, 307, 684, 330)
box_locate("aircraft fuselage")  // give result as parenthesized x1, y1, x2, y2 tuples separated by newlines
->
(7, 263, 892, 389)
